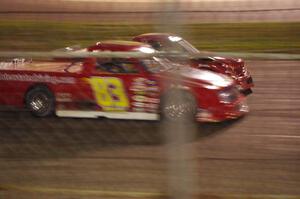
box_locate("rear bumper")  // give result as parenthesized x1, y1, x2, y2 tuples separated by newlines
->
(196, 97, 249, 122)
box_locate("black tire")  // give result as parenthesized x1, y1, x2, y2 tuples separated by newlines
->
(161, 89, 197, 122)
(25, 86, 55, 117)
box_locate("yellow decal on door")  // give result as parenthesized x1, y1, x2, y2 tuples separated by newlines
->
(88, 77, 129, 111)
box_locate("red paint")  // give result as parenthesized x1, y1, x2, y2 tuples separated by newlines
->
(0, 41, 248, 122)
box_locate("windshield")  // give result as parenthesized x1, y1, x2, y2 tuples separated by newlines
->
(142, 57, 175, 73)
(177, 40, 200, 54)
(149, 37, 200, 55)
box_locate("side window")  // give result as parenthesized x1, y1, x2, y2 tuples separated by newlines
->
(148, 40, 163, 51)
(96, 59, 139, 74)
(118, 62, 139, 73)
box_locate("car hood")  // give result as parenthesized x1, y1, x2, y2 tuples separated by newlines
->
(211, 56, 244, 68)
(165, 66, 234, 88)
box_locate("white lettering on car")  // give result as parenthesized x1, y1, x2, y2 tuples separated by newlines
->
(0, 73, 75, 84)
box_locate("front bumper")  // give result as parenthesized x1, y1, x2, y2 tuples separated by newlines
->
(236, 76, 254, 95)
(196, 97, 249, 122)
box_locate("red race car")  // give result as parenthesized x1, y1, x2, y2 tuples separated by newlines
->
(133, 33, 254, 95)
(0, 41, 248, 122)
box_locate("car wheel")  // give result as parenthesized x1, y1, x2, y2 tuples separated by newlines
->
(26, 87, 55, 117)
(161, 90, 197, 122)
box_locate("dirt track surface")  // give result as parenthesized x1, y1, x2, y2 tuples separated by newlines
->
(0, 60, 300, 198)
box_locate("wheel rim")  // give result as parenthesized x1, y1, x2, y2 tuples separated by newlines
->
(30, 93, 50, 114)
(163, 97, 195, 121)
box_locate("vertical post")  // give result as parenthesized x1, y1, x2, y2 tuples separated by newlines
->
(163, 119, 198, 199)
(159, 80, 198, 199)
(156, 1, 198, 198)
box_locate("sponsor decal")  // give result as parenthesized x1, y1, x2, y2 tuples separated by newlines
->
(130, 85, 148, 92)
(132, 95, 147, 102)
(146, 98, 160, 104)
(132, 102, 159, 109)
(56, 93, 73, 102)
(146, 80, 157, 86)
(132, 102, 145, 108)
(134, 77, 147, 83)
(146, 86, 159, 92)
(0, 58, 28, 69)
(131, 78, 147, 91)
(130, 77, 160, 112)
(130, 80, 147, 95)
(130, 78, 159, 94)
(0, 73, 75, 84)
(132, 95, 159, 103)
(145, 103, 159, 109)
(132, 107, 145, 112)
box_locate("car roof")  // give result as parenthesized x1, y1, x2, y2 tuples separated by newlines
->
(133, 33, 177, 42)
(88, 40, 152, 52)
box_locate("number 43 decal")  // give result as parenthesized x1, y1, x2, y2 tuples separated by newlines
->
(88, 77, 129, 111)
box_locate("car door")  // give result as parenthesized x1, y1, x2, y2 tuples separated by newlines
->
(86, 58, 142, 112)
